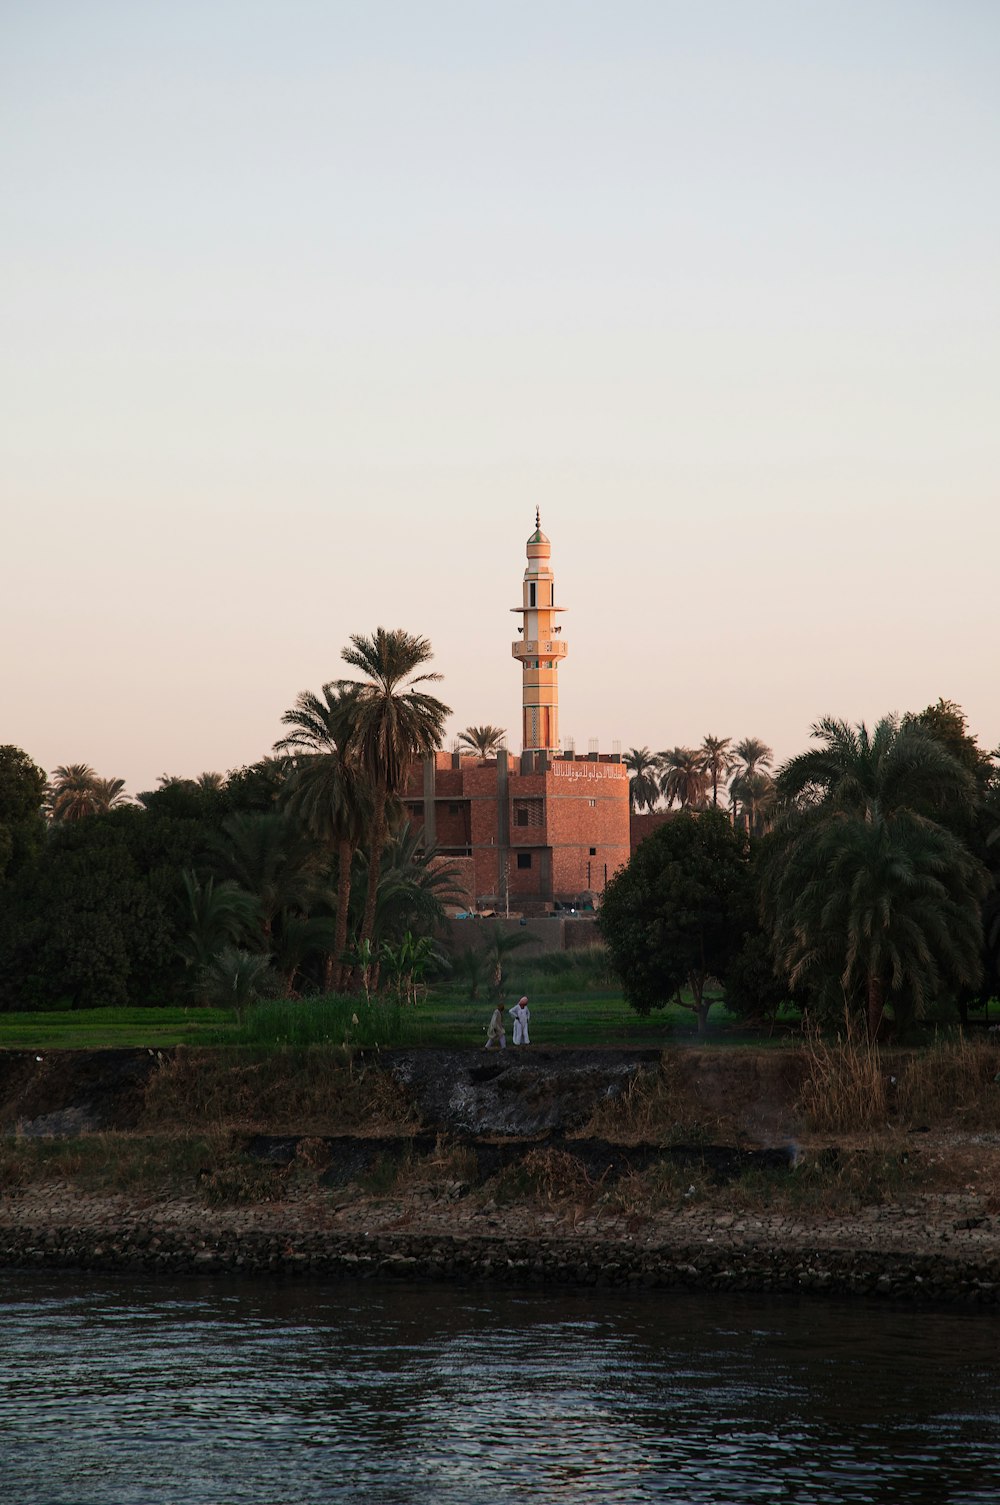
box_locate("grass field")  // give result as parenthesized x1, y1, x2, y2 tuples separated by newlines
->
(0, 1007, 233, 1050)
(0, 991, 802, 1051)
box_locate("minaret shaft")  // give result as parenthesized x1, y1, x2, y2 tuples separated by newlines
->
(511, 511, 567, 752)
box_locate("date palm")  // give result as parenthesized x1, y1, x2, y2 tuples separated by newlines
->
(458, 725, 506, 761)
(337, 628, 451, 961)
(624, 747, 660, 813)
(729, 738, 774, 835)
(767, 716, 986, 1037)
(657, 747, 708, 810)
(777, 715, 976, 824)
(46, 764, 100, 822)
(767, 806, 987, 1039)
(276, 684, 371, 991)
(90, 777, 130, 813)
(700, 735, 733, 808)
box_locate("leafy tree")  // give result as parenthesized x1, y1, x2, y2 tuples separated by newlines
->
(0, 745, 47, 880)
(624, 747, 660, 813)
(337, 628, 450, 960)
(599, 810, 753, 1033)
(700, 735, 733, 808)
(0, 813, 176, 1009)
(458, 725, 507, 760)
(724, 928, 789, 1029)
(656, 747, 708, 810)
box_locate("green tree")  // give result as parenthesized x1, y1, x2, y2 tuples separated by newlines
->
(599, 810, 753, 1034)
(337, 628, 450, 961)
(0, 745, 47, 880)
(624, 747, 660, 813)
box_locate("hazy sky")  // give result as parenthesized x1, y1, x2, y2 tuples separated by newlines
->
(3, 1, 998, 793)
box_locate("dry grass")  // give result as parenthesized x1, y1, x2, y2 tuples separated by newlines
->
(895, 1037, 1000, 1128)
(0, 1131, 228, 1197)
(581, 1054, 727, 1144)
(796, 1018, 888, 1132)
(139, 1047, 416, 1135)
(797, 1023, 1000, 1135)
(491, 1146, 604, 1210)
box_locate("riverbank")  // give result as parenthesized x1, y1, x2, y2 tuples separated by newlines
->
(3, 1043, 1000, 1303)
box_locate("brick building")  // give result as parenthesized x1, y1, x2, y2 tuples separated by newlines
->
(402, 747, 630, 913)
(401, 513, 631, 913)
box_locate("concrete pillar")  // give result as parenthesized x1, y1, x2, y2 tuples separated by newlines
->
(422, 756, 437, 849)
(496, 749, 510, 900)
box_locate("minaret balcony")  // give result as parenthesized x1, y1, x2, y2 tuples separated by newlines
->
(512, 639, 568, 660)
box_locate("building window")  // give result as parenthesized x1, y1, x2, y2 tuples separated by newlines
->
(588, 799, 596, 808)
(516, 852, 532, 870)
(589, 847, 597, 856)
(516, 809, 529, 826)
(529, 582, 536, 607)
(448, 802, 460, 815)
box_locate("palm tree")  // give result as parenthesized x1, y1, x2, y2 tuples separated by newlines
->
(729, 738, 774, 835)
(89, 776, 131, 813)
(177, 870, 258, 974)
(337, 628, 451, 961)
(767, 807, 987, 1039)
(766, 716, 987, 1038)
(657, 747, 708, 810)
(46, 764, 100, 822)
(700, 735, 733, 808)
(458, 725, 506, 761)
(777, 715, 977, 825)
(276, 684, 371, 991)
(624, 747, 660, 813)
(209, 811, 318, 946)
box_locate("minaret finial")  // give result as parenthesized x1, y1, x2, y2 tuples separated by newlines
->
(535, 506, 540, 530)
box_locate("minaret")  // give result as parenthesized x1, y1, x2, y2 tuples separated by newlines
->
(511, 509, 568, 751)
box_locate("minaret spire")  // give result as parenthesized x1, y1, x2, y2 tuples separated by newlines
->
(511, 512, 568, 752)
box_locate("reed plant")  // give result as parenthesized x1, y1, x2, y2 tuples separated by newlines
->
(796, 1012, 887, 1132)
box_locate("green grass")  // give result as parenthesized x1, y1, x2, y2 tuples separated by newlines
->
(0, 1006, 231, 1050)
(0, 990, 801, 1052)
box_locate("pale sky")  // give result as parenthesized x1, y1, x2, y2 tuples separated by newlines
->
(2, 0, 998, 793)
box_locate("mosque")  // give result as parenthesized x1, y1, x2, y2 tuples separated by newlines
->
(402, 513, 631, 913)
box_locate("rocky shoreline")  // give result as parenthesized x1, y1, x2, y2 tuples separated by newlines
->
(3, 1174, 1000, 1304)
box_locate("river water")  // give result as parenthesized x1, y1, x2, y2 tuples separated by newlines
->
(1, 1271, 998, 1504)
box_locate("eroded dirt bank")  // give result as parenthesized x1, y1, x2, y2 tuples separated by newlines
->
(3, 1045, 1000, 1302)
